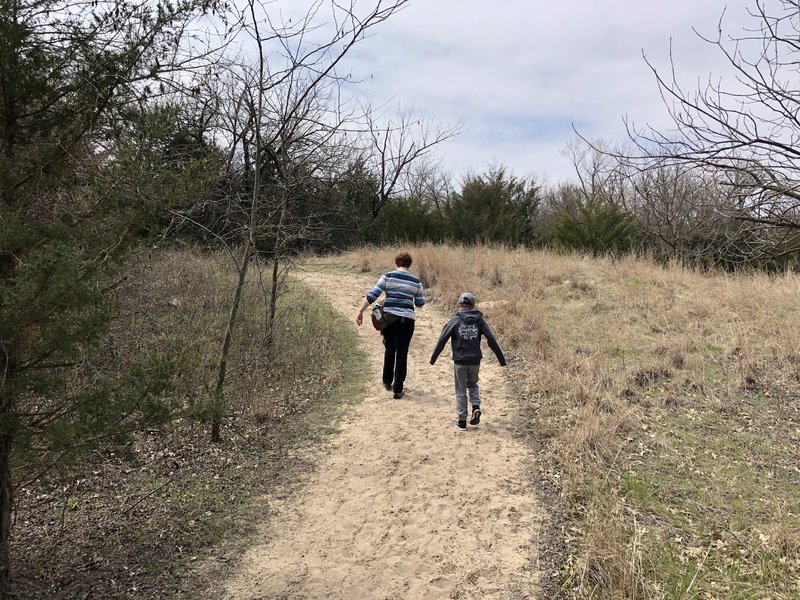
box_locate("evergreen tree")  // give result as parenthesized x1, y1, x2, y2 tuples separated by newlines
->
(362, 195, 446, 244)
(0, 0, 222, 594)
(444, 166, 540, 245)
(553, 195, 638, 255)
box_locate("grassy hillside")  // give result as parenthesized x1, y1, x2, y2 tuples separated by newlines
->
(343, 244, 800, 599)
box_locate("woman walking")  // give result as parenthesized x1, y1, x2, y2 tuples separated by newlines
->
(355, 252, 425, 399)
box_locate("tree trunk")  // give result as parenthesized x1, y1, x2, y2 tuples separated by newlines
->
(211, 244, 252, 443)
(0, 211, 18, 597)
(266, 194, 287, 347)
(0, 434, 12, 600)
(0, 343, 16, 599)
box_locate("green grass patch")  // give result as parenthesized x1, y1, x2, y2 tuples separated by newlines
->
(613, 389, 800, 599)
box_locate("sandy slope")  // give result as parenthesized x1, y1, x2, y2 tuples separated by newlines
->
(222, 264, 542, 599)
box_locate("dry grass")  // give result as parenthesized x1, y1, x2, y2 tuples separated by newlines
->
(337, 244, 800, 599)
(14, 247, 367, 599)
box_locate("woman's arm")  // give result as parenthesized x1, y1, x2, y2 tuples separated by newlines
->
(356, 274, 387, 326)
(354, 297, 370, 326)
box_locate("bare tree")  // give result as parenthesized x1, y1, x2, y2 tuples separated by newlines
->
(561, 138, 629, 214)
(630, 165, 719, 257)
(363, 105, 462, 219)
(205, 0, 417, 442)
(627, 0, 800, 258)
(625, 164, 773, 265)
(405, 158, 455, 214)
(161, 1, 461, 442)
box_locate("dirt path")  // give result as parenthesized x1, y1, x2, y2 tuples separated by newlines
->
(222, 265, 543, 599)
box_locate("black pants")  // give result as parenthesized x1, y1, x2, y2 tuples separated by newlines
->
(382, 317, 415, 394)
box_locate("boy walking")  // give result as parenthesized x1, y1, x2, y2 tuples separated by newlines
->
(430, 292, 506, 431)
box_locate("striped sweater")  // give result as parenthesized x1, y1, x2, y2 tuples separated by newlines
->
(366, 270, 425, 320)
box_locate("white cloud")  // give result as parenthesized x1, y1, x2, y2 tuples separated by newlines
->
(333, 0, 755, 183)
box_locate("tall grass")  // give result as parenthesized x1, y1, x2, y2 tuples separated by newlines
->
(340, 244, 800, 599)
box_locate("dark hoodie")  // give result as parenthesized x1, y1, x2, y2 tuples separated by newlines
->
(430, 308, 506, 366)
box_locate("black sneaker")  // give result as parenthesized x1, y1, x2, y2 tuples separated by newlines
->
(393, 391, 405, 399)
(384, 383, 393, 391)
(457, 420, 467, 431)
(469, 408, 481, 426)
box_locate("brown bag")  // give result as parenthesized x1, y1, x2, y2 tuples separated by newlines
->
(370, 304, 400, 331)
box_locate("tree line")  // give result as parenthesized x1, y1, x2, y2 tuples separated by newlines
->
(355, 144, 800, 273)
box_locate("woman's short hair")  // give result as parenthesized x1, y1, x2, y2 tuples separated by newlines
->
(394, 252, 413, 268)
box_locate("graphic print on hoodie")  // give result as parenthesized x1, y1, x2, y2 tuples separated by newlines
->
(430, 309, 506, 367)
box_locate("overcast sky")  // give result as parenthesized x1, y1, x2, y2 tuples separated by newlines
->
(331, 0, 754, 185)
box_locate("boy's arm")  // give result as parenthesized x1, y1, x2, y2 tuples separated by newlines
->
(430, 319, 456, 365)
(481, 319, 507, 366)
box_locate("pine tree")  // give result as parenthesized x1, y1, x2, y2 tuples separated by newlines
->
(444, 166, 540, 245)
(554, 199, 638, 255)
(0, 0, 222, 594)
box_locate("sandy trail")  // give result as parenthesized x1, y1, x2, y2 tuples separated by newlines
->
(223, 264, 542, 599)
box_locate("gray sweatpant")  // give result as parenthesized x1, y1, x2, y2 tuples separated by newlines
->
(454, 363, 480, 420)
